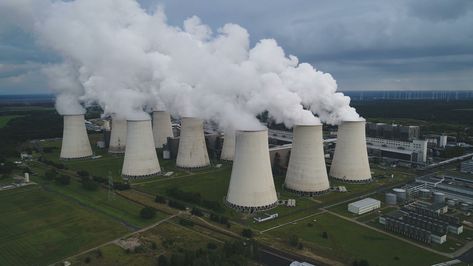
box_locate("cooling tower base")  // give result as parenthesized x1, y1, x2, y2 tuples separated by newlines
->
(108, 149, 125, 154)
(176, 164, 211, 170)
(225, 200, 278, 213)
(284, 186, 330, 196)
(60, 155, 92, 160)
(330, 177, 373, 184)
(122, 172, 161, 180)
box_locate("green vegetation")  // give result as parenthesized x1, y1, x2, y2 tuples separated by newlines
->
(0, 186, 129, 266)
(0, 115, 23, 128)
(266, 212, 447, 266)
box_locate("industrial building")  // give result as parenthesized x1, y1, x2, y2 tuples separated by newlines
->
(176, 117, 210, 168)
(330, 121, 372, 183)
(348, 198, 380, 215)
(108, 118, 127, 153)
(366, 122, 420, 141)
(460, 159, 473, 174)
(60, 114, 93, 159)
(226, 130, 278, 212)
(284, 125, 330, 195)
(122, 119, 161, 178)
(152, 111, 174, 148)
(366, 137, 428, 163)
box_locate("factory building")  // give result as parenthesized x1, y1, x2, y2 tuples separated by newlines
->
(348, 198, 380, 215)
(284, 125, 330, 195)
(60, 114, 93, 159)
(366, 122, 420, 141)
(330, 121, 372, 183)
(108, 118, 127, 153)
(122, 119, 161, 178)
(176, 117, 210, 168)
(226, 130, 278, 212)
(152, 111, 174, 148)
(460, 159, 473, 174)
(366, 137, 428, 163)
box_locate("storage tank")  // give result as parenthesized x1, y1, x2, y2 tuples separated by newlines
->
(393, 188, 407, 202)
(108, 118, 127, 153)
(152, 111, 173, 148)
(433, 192, 446, 204)
(385, 193, 397, 205)
(176, 117, 210, 168)
(284, 125, 330, 195)
(122, 119, 161, 178)
(220, 129, 235, 161)
(447, 199, 456, 207)
(329, 120, 371, 183)
(60, 114, 93, 159)
(226, 130, 278, 212)
(419, 188, 431, 198)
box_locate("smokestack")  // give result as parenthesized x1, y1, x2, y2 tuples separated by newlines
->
(122, 119, 161, 178)
(285, 125, 330, 195)
(60, 114, 93, 159)
(108, 118, 127, 153)
(152, 111, 173, 148)
(220, 129, 235, 161)
(330, 121, 371, 183)
(176, 117, 210, 168)
(226, 130, 278, 212)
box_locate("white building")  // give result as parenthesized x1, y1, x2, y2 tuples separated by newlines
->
(348, 198, 381, 215)
(366, 137, 428, 163)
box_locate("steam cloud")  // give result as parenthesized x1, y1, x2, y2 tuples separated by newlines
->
(2, 0, 362, 128)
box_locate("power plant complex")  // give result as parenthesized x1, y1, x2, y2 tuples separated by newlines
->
(59, 112, 373, 212)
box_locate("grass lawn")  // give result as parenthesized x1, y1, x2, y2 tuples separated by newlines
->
(0, 186, 130, 266)
(265, 212, 448, 266)
(0, 115, 23, 128)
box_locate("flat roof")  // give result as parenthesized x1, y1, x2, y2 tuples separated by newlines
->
(366, 144, 414, 155)
(348, 198, 380, 208)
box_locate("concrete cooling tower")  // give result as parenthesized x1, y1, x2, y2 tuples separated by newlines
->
(330, 120, 372, 183)
(60, 114, 93, 159)
(108, 118, 127, 153)
(226, 130, 278, 212)
(220, 129, 235, 161)
(285, 125, 330, 195)
(176, 117, 210, 168)
(122, 119, 161, 178)
(152, 111, 173, 148)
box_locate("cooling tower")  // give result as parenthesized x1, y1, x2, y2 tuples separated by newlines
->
(226, 130, 278, 212)
(152, 111, 173, 148)
(122, 119, 161, 178)
(329, 120, 372, 183)
(108, 118, 127, 153)
(176, 117, 210, 168)
(284, 125, 330, 195)
(220, 129, 235, 161)
(60, 114, 93, 159)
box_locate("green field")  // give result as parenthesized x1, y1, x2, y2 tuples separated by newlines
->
(265, 212, 448, 266)
(0, 115, 23, 128)
(0, 186, 130, 266)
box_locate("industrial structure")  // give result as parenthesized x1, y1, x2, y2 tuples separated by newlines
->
(220, 129, 235, 161)
(284, 125, 330, 195)
(122, 119, 161, 178)
(176, 117, 210, 168)
(366, 122, 420, 141)
(60, 114, 93, 159)
(348, 198, 381, 215)
(226, 130, 278, 212)
(152, 111, 173, 148)
(108, 118, 127, 153)
(366, 137, 428, 163)
(330, 121, 372, 182)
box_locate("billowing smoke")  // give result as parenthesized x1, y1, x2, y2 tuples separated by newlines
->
(2, 0, 362, 127)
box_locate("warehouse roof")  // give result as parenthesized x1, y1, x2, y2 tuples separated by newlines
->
(348, 198, 380, 208)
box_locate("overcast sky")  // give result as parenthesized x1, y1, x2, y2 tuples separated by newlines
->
(0, 0, 472, 95)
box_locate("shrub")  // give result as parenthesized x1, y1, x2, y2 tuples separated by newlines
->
(288, 235, 299, 247)
(179, 219, 194, 227)
(191, 207, 203, 217)
(140, 207, 156, 219)
(92, 175, 107, 183)
(241, 229, 253, 238)
(322, 231, 328, 239)
(157, 255, 168, 266)
(82, 178, 99, 191)
(168, 200, 186, 210)
(77, 170, 89, 177)
(113, 182, 130, 190)
(55, 175, 70, 185)
(155, 195, 166, 203)
(207, 242, 217, 250)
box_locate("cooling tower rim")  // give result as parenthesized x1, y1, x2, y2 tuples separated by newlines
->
(126, 118, 152, 122)
(340, 119, 366, 124)
(293, 123, 322, 128)
(235, 129, 267, 133)
(62, 113, 85, 117)
(152, 110, 168, 113)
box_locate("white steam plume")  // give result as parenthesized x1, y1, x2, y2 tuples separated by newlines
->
(2, 0, 362, 127)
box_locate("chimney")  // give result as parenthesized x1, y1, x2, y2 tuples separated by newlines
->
(330, 121, 371, 183)
(226, 129, 278, 212)
(152, 111, 173, 148)
(122, 119, 161, 178)
(60, 114, 93, 159)
(176, 117, 210, 168)
(285, 125, 330, 195)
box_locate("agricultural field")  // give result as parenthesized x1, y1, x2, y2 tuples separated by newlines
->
(262, 212, 449, 266)
(0, 115, 23, 128)
(0, 186, 130, 266)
